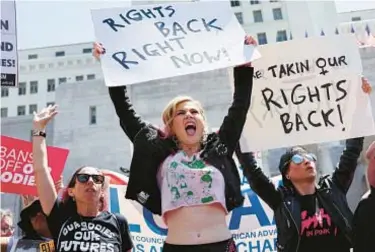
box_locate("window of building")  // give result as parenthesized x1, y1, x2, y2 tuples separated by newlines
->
(76, 75, 84, 81)
(47, 79, 56, 92)
(18, 82, 26, 96)
(1, 108, 8, 118)
(46, 102, 55, 107)
(29, 65, 36, 71)
(29, 104, 38, 114)
(1, 87, 9, 97)
(87, 74, 96, 80)
(28, 54, 38, 60)
(257, 32, 268, 45)
(253, 10, 263, 23)
(83, 48, 92, 54)
(17, 105, 26, 116)
(59, 77, 67, 84)
(235, 12, 244, 24)
(30, 81, 38, 94)
(89, 106, 97, 125)
(230, 0, 240, 7)
(39, 64, 45, 69)
(273, 8, 283, 20)
(250, 0, 259, 4)
(351, 16, 361, 21)
(55, 51, 65, 57)
(270, 0, 278, 2)
(276, 30, 288, 42)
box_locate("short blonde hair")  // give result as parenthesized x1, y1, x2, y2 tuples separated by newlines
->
(162, 96, 206, 136)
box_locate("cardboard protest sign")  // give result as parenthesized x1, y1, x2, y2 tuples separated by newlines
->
(91, 1, 260, 86)
(1, 0, 18, 87)
(240, 35, 375, 152)
(0, 136, 69, 196)
(105, 170, 281, 252)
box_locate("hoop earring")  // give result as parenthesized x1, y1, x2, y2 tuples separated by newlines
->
(172, 135, 179, 146)
(286, 175, 290, 180)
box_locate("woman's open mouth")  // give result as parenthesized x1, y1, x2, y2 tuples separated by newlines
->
(185, 122, 196, 136)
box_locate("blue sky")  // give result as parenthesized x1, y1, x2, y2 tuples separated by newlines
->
(12, 0, 375, 49)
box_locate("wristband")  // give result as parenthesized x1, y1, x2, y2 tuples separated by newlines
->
(32, 130, 46, 138)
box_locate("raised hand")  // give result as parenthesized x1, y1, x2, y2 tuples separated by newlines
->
(240, 35, 258, 67)
(244, 35, 258, 46)
(93, 42, 106, 61)
(362, 77, 372, 94)
(33, 105, 58, 130)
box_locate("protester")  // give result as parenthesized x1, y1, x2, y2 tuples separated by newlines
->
(93, 36, 256, 251)
(0, 210, 14, 237)
(32, 106, 133, 252)
(2, 199, 54, 252)
(353, 141, 375, 252)
(234, 79, 371, 252)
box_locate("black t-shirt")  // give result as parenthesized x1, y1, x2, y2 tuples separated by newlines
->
(298, 194, 350, 252)
(46, 200, 133, 252)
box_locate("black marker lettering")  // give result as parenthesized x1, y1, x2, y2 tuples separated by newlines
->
(102, 18, 125, 32)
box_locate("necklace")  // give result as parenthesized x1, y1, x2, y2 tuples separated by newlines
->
(314, 197, 323, 226)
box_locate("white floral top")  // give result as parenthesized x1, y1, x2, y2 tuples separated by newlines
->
(157, 151, 227, 219)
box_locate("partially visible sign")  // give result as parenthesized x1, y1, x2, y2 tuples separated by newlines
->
(1, 0, 18, 87)
(10, 239, 55, 252)
(0, 136, 69, 196)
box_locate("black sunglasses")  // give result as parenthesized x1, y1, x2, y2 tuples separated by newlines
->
(76, 174, 105, 184)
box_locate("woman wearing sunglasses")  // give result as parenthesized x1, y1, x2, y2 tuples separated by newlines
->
(234, 79, 371, 252)
(31, 105, 133, 252)
(235, 138, 364, 252)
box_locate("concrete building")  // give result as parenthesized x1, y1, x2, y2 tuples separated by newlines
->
(2, 0, 374, 119)
(338, 8, 375, 23)
(1, 43, 101, 118)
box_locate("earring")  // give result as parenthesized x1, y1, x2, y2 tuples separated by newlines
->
(72, 196, 75, 202)
(286, 175, 290, 180)
(172, 135, 179, 146)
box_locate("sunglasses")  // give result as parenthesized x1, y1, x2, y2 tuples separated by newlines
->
(283, 153, 317, 170)
(290, 153, 317, 165)
(76, 174, 105, 184)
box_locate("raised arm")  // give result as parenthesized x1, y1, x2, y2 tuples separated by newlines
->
(32, 105, 58, 215)
(108, 86, 147, 142)
(332, 137, 364, 194)
(218, 36, 257, 156)
(235, 145, 282, 210)
(93, 42, 146, 142)
(218, 65, 254, 155)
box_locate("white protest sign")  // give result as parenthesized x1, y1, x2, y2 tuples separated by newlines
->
(107, 171, 281, 252)
(240, 34, 375, 152)
(91, 1, 260, 86)
(1, 0, 18, 87)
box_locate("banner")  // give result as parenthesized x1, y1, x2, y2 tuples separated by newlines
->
(91, 1, 260, 86)
(105, 171, 281, 252)
(240, 35, 375, 152)
(0, 136, 69, 196)
(1, 0, 18, 87)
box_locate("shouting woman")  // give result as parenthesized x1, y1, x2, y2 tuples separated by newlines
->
(93, 35, 257, 251)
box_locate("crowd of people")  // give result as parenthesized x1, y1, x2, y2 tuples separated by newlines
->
(0, 35, 374, 252)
